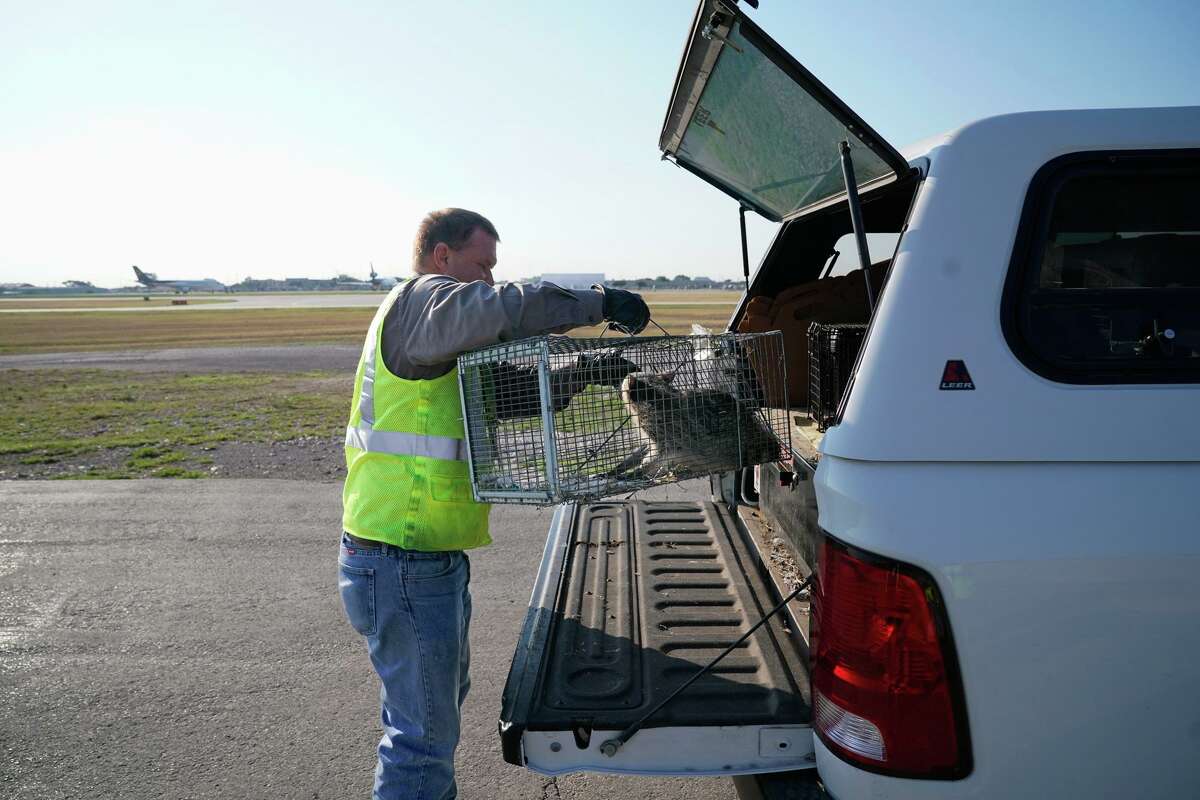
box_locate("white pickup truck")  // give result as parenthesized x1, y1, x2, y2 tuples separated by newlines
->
(499, 1, 1200, 797)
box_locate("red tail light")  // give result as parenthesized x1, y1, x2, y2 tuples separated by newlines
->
(811, 535, 971, 779)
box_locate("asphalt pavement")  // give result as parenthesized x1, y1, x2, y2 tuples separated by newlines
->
(0, 479, 733, 800)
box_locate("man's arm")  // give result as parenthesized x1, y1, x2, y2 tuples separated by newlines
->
(400, 275, 604, 367)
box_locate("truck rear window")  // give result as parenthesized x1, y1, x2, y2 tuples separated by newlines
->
(1004, 151, 1200, 383)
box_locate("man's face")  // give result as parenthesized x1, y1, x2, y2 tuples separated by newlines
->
(432, 228, 498, 286)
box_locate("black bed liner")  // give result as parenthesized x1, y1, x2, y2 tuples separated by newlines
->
(500, 499, 810, 766)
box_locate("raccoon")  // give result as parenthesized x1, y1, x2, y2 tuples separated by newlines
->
(610, 371, 781, 480)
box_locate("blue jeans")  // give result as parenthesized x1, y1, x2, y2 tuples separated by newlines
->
(338, 533, 472, 800)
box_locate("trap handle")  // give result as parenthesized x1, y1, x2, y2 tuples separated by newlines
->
(601, 317, 672, 337)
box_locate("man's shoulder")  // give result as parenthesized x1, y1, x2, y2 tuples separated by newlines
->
(410, 273, 456, 287)
(403, 274, 515, 304)
(393, 274, 456, 304)
(403, 273, 455, 292)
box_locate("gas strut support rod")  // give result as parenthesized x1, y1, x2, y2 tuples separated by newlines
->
(599, 573, 815, 758)
(838, 140, 876, 312)
(739, 204, 751, 291)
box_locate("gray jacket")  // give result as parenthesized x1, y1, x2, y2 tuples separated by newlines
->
(380, 274, 604, 380)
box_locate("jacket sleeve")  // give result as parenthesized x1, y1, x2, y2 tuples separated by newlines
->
(401, 276, 605, 367)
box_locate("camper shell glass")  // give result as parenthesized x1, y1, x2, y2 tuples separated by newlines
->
(660, 0, 911, 222)
(1003, 150, 1200, 384)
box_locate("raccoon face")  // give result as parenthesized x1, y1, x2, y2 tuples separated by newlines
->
(620, 371, 677, 409)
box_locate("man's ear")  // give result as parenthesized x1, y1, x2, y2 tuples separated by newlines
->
(431, 242, 451, 272)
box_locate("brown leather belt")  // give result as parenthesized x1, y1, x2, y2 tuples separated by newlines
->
(345, 533, 384, 549)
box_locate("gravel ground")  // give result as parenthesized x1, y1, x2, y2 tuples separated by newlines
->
(203, 436, 346, 480)
(0, 436, 346, 482)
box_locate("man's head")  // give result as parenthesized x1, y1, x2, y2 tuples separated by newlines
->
(412, 208, 500, 285)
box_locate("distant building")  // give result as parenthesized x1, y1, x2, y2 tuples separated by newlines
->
(2, 282, 111, 296)
(538, 272, 605, 290)
(284, 277, 331, 291)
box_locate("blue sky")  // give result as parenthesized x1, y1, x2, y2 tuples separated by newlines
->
(2, 0, 1198, 287)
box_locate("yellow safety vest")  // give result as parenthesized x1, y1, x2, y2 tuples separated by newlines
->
(342, 285, 491, 550)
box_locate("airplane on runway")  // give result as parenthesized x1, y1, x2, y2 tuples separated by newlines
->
(370, 264, 399, 290)
(336, 263, 399, 290)
(132, 265, 227, 293)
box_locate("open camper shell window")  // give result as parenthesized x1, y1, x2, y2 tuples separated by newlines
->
(660, 0, 913, 222)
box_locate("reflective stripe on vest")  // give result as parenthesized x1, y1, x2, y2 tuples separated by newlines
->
(344, 424, 468, 461)
(357, 307, 380, 426)
(346, 294, 468, 461)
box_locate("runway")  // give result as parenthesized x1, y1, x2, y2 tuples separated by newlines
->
(0, 479, 733, 800)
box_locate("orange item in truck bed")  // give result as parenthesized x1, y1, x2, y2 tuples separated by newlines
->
(738, 263, 886, 407)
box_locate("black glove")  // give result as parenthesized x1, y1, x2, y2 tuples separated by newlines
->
(593, 284, 650, 335)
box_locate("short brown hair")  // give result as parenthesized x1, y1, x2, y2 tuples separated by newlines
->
(412, 208, 500, 271)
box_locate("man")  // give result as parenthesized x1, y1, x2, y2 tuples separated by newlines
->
(338, 208, 649, 799)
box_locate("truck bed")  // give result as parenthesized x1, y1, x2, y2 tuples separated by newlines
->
(500, 499, 813, 776)
(768, 408, 824, 466)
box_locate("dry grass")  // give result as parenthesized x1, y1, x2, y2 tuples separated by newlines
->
(632, 290, 742, 304)
(0, 308, 376, 354)
(0, 297, 739, 355)
(572, 303, 735, 337)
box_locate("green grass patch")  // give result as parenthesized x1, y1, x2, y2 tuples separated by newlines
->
(19, 453, 61, 464)
(126, 447, 187, 470)
(554, 384, 626, 435)
(152, 466, 206, 478)
(0, 369, 349, 478)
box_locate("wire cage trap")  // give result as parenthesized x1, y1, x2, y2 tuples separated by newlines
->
(457, 331, 791, 505)
(808, 323, 868, 432)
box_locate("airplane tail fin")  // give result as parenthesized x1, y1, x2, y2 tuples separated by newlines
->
(132, 265, 152, 283)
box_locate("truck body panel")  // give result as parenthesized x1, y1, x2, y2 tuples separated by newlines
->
(815, 456, 1200, 796)
(826, 106, 1200, 463)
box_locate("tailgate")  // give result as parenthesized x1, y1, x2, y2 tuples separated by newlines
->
(499, 499, 812, 776)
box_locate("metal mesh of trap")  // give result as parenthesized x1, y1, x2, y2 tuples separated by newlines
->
(457, 331, 790, 505)
(808, 323, 868, 432)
